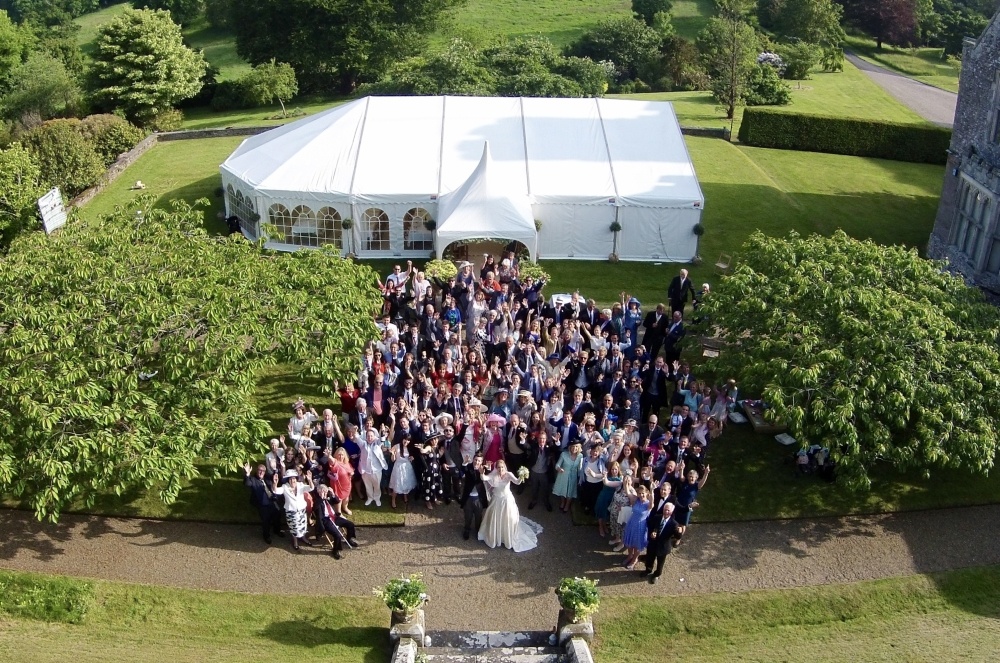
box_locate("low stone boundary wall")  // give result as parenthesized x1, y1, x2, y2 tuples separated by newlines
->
(70, 126, 274, 209)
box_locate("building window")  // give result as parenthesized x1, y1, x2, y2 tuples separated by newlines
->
(403, 207, 433, 251)
(317, 207, 343, 248)
(363, 207, 390, 252)
(951, 178, 991, 261)
(268, 204, 292, 243)
(990, 73, 1000, 144)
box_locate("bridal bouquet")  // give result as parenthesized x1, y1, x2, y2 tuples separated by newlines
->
(516, 466, 530, 481)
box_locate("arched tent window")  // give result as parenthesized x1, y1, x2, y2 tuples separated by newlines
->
(227, 186, 258, 237)
(291, 205, 318, 247)
(269, 204, 292, 243)
(403, 207, 433, 251)
(317, 207, 343, 248)
(363, 207, 390, 252)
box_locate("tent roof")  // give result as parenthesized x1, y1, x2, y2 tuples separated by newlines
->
(436, 142, 537, 258)
(221, 96, 704, 208)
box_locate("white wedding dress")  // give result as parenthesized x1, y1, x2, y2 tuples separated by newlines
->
(478, 471, 543, 552)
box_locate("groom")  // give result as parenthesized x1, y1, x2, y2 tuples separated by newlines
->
(459, 453, 488, 540)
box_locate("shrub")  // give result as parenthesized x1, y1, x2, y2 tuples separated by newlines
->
(745, 64, 791, 106)
(80, 114, 146, 167)
(424, 259, 457, 281)
(372, 573, 428, 613)
(555, 576, 600, 622)
(22, 119, 105, 197)
(518, 260, 550, 283)
(738, 109, 951, 164)
(147, 109, 184, 132)
(777, 42, 821, 80)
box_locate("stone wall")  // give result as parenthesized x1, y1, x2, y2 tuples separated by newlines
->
(70, 126, 274, 208)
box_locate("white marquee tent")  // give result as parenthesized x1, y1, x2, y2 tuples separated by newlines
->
(220, 95, 704, 261)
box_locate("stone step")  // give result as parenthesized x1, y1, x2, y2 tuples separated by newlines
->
(427, 630, 554, 649)
(422, 647, 564, 663)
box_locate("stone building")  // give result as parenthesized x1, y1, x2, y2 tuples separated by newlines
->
(928, 13, 1000, 297)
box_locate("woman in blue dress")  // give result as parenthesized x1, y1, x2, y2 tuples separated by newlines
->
(674, 466, 710, 546)
(552, 442, 584, 513)
(594, 461, 624, 539)
(621, 484, 651, 570)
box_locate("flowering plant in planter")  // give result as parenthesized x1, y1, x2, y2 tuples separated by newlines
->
(373, 573, 429, 614)
(555, 576, 600, 622)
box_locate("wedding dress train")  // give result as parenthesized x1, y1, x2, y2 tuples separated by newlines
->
(478, 471, 543, 553)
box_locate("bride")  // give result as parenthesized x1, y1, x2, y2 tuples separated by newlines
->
(478, 459, 543, 552)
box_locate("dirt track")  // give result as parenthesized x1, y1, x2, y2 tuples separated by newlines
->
(3, 499, 999, 630)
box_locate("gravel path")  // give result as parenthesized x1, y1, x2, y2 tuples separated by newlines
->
(3, 498, 1000, 631)
(845, 52, 957, 127)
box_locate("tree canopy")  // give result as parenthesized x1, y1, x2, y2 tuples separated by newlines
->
(697, 230, 1000, 489)
(0, 142, 45, 247)
(838, 0, 918, 48)
(89, 7, 206, 125)
(567, 15, 664, 83)
(232, 0, 464, 92)
(0, 198, 382, 521)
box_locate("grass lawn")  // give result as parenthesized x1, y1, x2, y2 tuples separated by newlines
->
(0, 570, 390, 663)
(672, 0, 716, 40)
(73, 1, 131, 58)
(595, 565, 1000, 661)
(846, 35, 961, 93)
(612, 60, 927, 132)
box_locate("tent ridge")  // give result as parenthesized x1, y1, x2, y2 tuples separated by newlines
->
(518, 97, 532, 197)
(347, 96, 372, 203)
(594, 98, 620, 203)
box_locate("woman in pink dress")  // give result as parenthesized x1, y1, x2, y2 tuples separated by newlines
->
(483, 418, 505, 465)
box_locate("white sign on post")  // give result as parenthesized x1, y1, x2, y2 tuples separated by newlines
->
(38, 187, 67, 235)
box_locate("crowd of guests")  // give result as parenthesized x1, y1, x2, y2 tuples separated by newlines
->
(245, 252, 737, 579)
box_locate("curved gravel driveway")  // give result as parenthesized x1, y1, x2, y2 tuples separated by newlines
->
(845, 52, 957, 127)
(2, 500, 1000, 630)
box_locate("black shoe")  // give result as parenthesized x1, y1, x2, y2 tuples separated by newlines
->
(332, 549, 342, 560)
(274, 530, 285, 538)
(462, 530, 470, 540)
(649, 575, 658, 585)
(546, 504, 553, 512)
(301, 538, 314, 547)
(293, 544, 301, 553)
(527, 502, 536, 510)
(347, 538, 360, 548)
(639, 569, 651, 577)
(264, 535, 272, 545)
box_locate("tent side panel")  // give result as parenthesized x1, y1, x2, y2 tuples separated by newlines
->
(533, 204, 616, 260)
(617, 207, 701, 261)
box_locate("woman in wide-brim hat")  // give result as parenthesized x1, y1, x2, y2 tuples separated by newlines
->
(272, 469, 315, 552)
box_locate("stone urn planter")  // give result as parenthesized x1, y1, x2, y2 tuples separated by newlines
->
(554, 577, 599, 645)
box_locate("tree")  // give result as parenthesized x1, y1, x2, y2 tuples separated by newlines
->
(240, 59, 298, 117)
(698, 0, 759, 120)
(22, 118, 104, 197)
(697, 230, 1000, 490)
(938, 3, 989, 56)
(79, 113, 146, 166)
(89, 7, 206, 125)
(203, 0, 230, 28)
(567, 15, 664, 83)
(0, 197, 383, 521)
(1, 51, 82, 123)
(839, 0, 918, 48)
(133, 0, 204, 25)
(0, 142, 45, 247)
(761, 0, 846, 46)
(0, 9, 33, 90)
(632, 0, 673, 26)
(232, 0, 464, 93)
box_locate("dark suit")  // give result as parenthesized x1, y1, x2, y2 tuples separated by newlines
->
(662, 319, 686, 364)
(459, 463, 488, 537)
(550, 419, 580, 450)
(643, 509, 681, 578)
(641, 365, 672, 420)
(641, 311, 669, 358)
(668, 276, 696, 314)
(244, 474, 283, 542)
(524, 439, 558, 508)
(315, 494, 356, 552)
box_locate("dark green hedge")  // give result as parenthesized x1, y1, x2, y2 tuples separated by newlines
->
(737, 109, 951, 164)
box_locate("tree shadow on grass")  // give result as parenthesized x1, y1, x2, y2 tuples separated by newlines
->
(152, 174, 227, 236)
(260, 621, 390, 663)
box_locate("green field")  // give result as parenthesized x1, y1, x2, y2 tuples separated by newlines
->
(846, 35, 962, 93)
(0, 570, 390, 663)
(595, 565, 1000, 662)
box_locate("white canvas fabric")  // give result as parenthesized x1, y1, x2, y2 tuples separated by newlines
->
(220, 95, 705, 260)
(436, 143, 537, 259)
